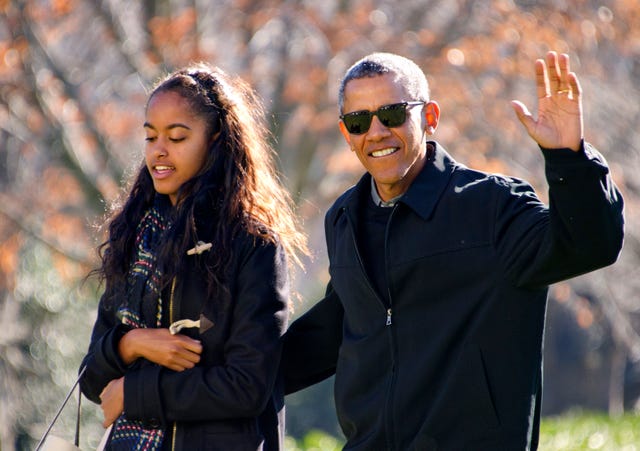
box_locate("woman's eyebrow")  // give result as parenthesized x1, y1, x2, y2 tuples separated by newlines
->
(143, 122, 192, 130)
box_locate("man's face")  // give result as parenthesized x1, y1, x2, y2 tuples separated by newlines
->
(339, 73, 439, 201)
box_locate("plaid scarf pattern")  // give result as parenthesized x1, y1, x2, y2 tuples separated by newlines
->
(110, 204, 170, 450)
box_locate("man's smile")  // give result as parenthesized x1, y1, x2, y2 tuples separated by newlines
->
(370, 147, 398, 158)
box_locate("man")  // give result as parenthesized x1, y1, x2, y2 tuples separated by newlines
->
(283, 51, 624, 450)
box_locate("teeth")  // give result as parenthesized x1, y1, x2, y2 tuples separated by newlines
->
(155, 165, 174, 171)
(371, 148, 396, 157)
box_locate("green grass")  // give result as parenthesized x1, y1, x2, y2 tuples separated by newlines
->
(285, 411, 640, 450)
(285, 429, 344, 451)
(539, 410, 640, 450)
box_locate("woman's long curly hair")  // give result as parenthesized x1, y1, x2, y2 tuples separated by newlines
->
(96, 63, 308, 303)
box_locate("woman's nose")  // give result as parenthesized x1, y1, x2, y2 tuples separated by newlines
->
(147, 137, 168, 157)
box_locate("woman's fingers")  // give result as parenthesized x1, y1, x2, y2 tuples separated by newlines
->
(119, 327, 203, 369)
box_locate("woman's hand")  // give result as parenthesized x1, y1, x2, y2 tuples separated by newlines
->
(512, 51, 583, 152)
(100, 377, 124, 427)
(118, 328, 203, 371)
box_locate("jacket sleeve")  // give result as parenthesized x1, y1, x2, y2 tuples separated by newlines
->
(281, 203, 345, 394)
(496, 141, 624, 288)
(79, 294, 131, 404)
(282, 282, 344, 394)
(122, 238, 289, 424)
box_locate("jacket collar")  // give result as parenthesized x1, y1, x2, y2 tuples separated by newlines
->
(335, 141, 458, 223)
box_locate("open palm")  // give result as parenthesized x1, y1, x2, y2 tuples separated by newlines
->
(512, 51, 583, 152)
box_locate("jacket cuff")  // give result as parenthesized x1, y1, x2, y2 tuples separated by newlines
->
(124, 365, 165, 429)
(540, 141, 610, 184)
(94, 323, 132, 377)
(540, 140, 605, 164)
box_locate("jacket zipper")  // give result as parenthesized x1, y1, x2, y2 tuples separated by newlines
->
(343, 205, 398, 450)
(343, 207, 392, 325)
(169, 277, 178, 451)
(383, 204, 399, 451)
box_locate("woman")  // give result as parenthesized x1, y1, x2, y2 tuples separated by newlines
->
(80, 63, 307, 450)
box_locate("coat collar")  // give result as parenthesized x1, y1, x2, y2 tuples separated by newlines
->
(335, 141, 459, 223)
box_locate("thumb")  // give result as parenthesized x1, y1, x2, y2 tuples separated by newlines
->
(511, 100, 535, 133)
(511, 100, 531, 120)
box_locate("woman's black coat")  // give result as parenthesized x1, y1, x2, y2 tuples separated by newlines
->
(80, 202, 289, 451)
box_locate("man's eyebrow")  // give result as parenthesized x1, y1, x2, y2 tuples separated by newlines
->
(143, 122, 192, 130)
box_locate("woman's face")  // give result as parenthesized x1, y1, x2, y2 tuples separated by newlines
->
(144, 90, 210, 205)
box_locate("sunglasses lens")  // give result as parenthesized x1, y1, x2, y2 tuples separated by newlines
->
(342, 102, 418, 134)
(378, 104, 407, 128)
(343, 111, 372, 134)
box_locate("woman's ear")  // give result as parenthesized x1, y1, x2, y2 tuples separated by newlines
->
(339, 121, 354, 150)
(424, 101, 440, 135)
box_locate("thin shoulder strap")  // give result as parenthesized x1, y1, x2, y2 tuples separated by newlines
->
(35, 366, 87, 451)
(74, 380, 82, 446)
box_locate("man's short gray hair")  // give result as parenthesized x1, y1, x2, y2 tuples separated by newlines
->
(338, 53, 430, 113)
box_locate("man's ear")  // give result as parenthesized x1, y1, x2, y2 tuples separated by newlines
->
(339, 121, 353, 149)
(424, 101, 440, 134)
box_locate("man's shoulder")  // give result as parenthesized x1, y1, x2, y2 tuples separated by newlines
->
(418, 142, 527, 191)
(325, 185, 357, 221)
(443, 166, 541, 213)
(451, 166, 525, 187)
(444, 156, 531, 191)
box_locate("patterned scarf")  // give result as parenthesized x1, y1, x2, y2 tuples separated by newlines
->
(110, 203, 170, 450)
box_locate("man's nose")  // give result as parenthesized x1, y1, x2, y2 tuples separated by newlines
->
(367, 114, 392, 138)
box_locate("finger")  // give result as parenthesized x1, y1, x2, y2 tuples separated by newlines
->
(511, 100, 533, 127)
(511, 100, 539, 140)
(546, 51, 561, 92)
(104, 410, 118, 428)
(165, 340, 202, 359)
(534, 59, 548, 99)
(558, 53, 570, 80)
(176, 348, 202, 364)
(168, 355, 199, 371)
(100, 403, 115, 427)
(99, 380, 114, 399)
(568, 71, 582, 99)
(167, 343, 200, 360)
(557, 53, 573, 94)
(175, 335, 203, 354)
(167, 345, 201, 367)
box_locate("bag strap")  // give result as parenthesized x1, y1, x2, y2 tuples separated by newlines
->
(75, 382, 82, 446)
(35, 366, 86, 451)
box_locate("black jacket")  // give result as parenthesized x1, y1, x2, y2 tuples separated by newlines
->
(283, 142, 624, 450)
(80, 199, 290, 451)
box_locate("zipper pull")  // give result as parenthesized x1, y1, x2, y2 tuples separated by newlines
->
(386, 308, 392, 326)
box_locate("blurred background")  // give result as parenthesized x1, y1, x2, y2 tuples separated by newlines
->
(0, 0, 639, 449)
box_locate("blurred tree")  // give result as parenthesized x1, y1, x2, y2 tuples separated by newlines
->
(0, 0, 638, 449)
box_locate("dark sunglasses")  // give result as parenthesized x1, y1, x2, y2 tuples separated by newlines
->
(340, 101, 425, 135)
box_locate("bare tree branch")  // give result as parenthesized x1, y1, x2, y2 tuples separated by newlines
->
(17, 4, 125, 186)
(89, 1, 163, 82)
(0, 193, 94, 266)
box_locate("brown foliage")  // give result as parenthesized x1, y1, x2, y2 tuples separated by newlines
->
(0, 0, 639, 446)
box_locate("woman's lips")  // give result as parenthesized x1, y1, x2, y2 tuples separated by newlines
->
(152, 165, 175, 178)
